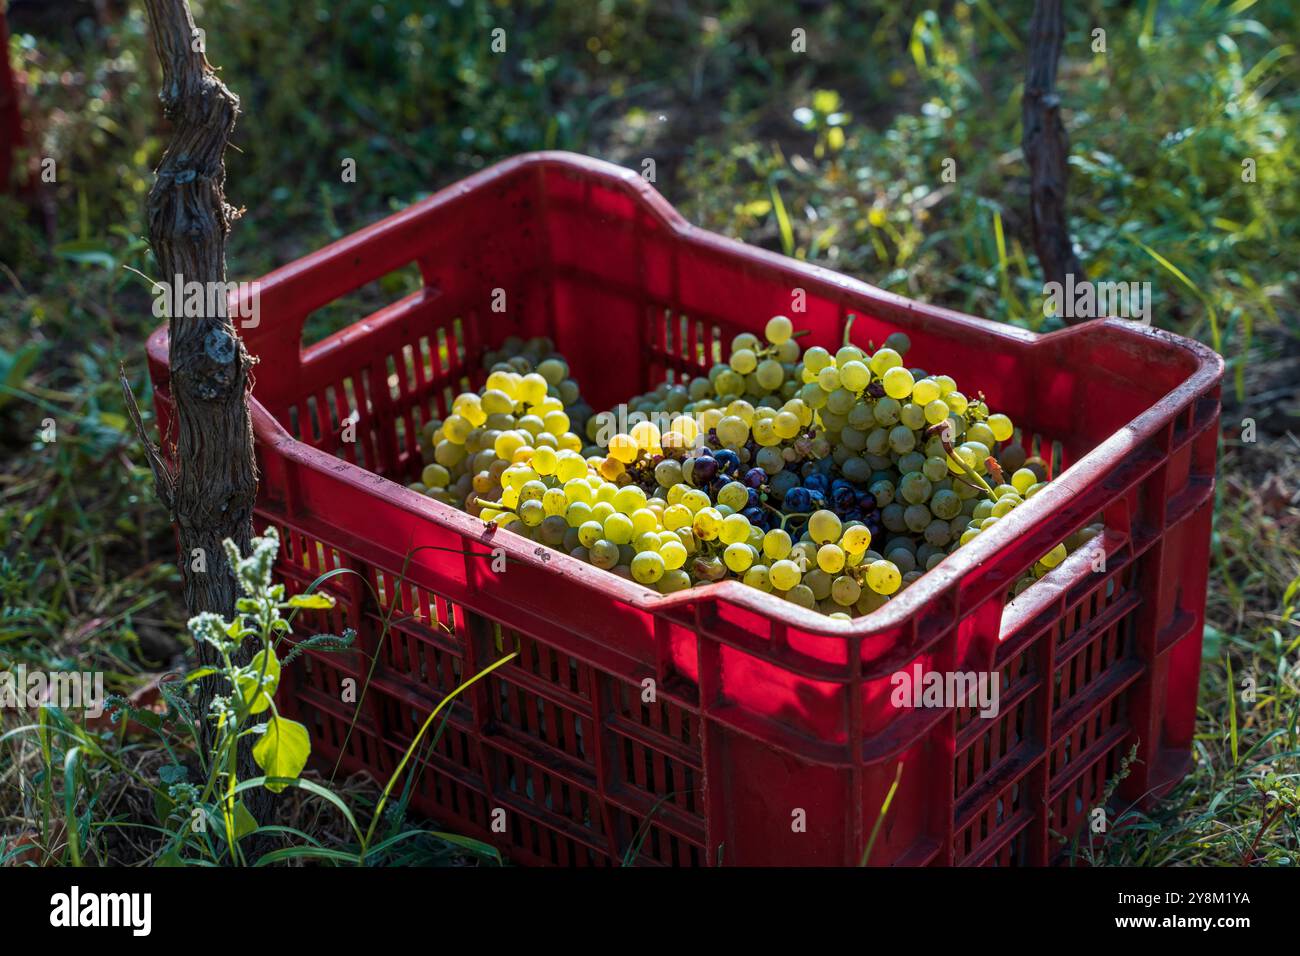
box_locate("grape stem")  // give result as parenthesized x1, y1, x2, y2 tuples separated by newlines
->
(842, 312, 857, 348)
(927, 423, 998, 501)
(779, 510, 812, 530)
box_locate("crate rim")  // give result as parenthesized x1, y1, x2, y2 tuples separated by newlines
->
(145, 150, 1224, 640)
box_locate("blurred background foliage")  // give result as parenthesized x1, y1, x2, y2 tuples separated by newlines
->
(1, 0, 1298, 865)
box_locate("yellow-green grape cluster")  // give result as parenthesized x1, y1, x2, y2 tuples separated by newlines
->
(413, 317, 1090, 621)
(408, 337, 592, 514)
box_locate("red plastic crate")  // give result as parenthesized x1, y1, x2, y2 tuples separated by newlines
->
(146, 152, 1222, 866)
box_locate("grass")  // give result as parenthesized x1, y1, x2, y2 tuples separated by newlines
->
(2, 0, 1298, 866)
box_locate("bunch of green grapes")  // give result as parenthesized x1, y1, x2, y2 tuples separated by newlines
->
(409, 337, 592, 514)
(413, 318, 1100, 621)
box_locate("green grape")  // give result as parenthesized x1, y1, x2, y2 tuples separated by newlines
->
(966, 422, 996, 448)
(657, 569, 692, 593)
(755, 359, 784, 390)
(719, 513, 752, 545)
(763, 529, 793, 560)
(1011, 467, 1037, 495)
(808, 510, 843, 544)
(804, 346, 832, 373)
(872, 397, 902, 426)
(631, 508, 660, 535)
(756, 446, 785, 474)
(716, 415, 750, 448)
(743, 565, 772, 591)
(911, 378, 941, 405)
(878, 364, 909, 398)
(724, 543, 755, 573)
(826, 388, 856, 416)
(923, 519, 951, 547)
(519, 500, 546, 526)
(987, 413, 1014, 442)
(682, 489, 711, 512)
(786, 584, 816, 609)
(654, 458, 683, 488)
(817, 543, 846, 574)
(519, 480, 546, 503)
(752, 418, 779, 446)
(922, 456, 949, 482)
(838, 427, 866, 451)
(831, 575, 861, 606)
(799, 381, 828, 409)
(817, 366, 841, 392)
(422, 463, 451, 488)
(715, 369, 744, 396)
(842, 457, 872, 483)
(924, 400, 950, 425)
(865, 559, 902, 595)
(718, 481, 750, 511)
(663, 503, 693, 531)
(770, 559, 803, 590)
(991, 496, 1019, 518)
(883, 332, 911, 355)
(840, 525, 872, 555)
(929, 489, 961, 520)
(1040, 543, 1068, 569)
(869, 479, 895, 507)
(888, 425, 916, 455)
(885, 548, 916, 574)
(855, 589, 888, 615)
(839, 360, 870, 392)
(693, 507, 723, 540)
(865, 428, 890, 456)
(613, 485, 647, 514)
(773, 411, 801, 440)
(633, 531, 661, 554)
(589, 539, 620, 569)
(538, 515, 569, 546)
(631, 550, 666, 584)
(730, 349, 758, 374)
(899, 403, 926, 430)
(903, 504, 932, 533)
(566, 501, 594, 528)
(899, 472, 932, 504)
(804, 568, 832, 600)
(435, 440, 467, 467)
(604, 513, 634, 545)
(693, 555, 727, 582)
(869, 347, 903, 375)
(564, 478, 595, 504)
(765, 315, 794, 344)
(660, 539, 688, 570)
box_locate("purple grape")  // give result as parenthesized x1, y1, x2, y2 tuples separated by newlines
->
(714, 449, 741, 475)
(784, 487, 812, 512)
(691, 456, 718, 484)
(744, 467, 766, 488)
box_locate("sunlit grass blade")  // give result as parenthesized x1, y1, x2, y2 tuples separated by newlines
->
(860, 761, 904, 866)
(1126, 236, 1221, 353)
(361, 651, 519, 858)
